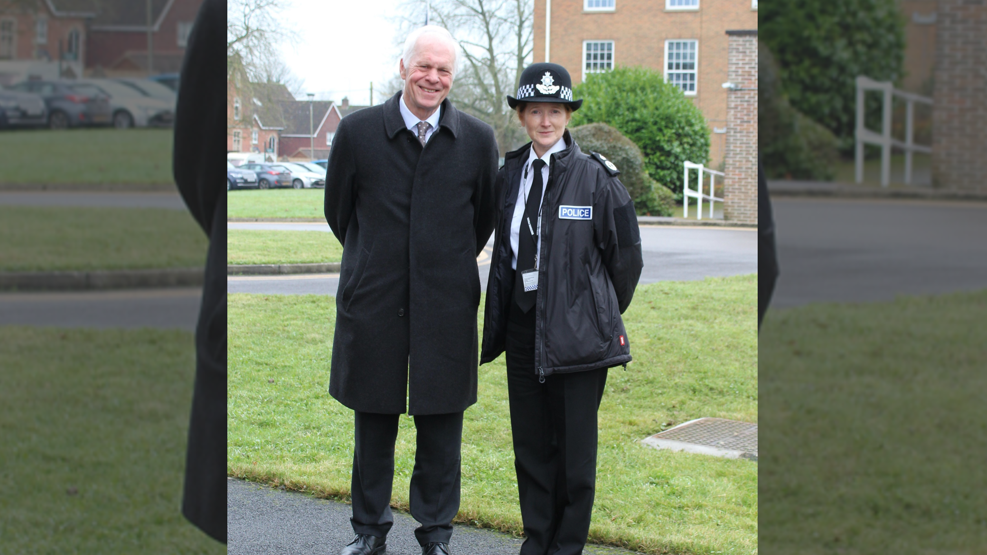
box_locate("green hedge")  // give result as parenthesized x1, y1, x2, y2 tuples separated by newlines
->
(570, 123, 674, 216)
(571, 67, 710, 198)
(759, 0, 905, 151)
(759, 43, 839, 180)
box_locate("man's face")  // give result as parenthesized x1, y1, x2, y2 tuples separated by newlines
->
(399, 35, 455, 120)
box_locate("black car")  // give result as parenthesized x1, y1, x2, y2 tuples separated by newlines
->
(5, 80, 112, 129)
(0, 89, 47, 128)
(238, 163, 293, 189)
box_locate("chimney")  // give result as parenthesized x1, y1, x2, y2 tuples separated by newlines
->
(341, 96, 349, 108)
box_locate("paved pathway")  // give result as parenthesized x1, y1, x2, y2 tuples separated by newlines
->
(0, 191, 186, 209)
(229, 479, 642, 555)
(228, 223, 757, 295)
(0, 287, 201, 330)
(771, 197, 987, 307)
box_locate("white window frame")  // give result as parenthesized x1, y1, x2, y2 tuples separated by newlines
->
(752, 0, 757, 9)
(177, 22, 193, 48)
(584, 0, 615, 12)
(233, 97, 241, 120)
(0, 19, 16, 60)
(664, 39, 699, 96)
(267, 135, 276, 152)
(35, 17, 47, 45)
(232, 130, 242, 151)
(326, 131, 335, 146)
(66, 28, 80, 60)
(251, 129, 258, 145)
(582, 40, 615, 82)
(666, 0, 699, 11)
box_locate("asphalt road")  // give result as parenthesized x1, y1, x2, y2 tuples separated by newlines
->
(228, 479, 642, 555)
(0, 288, 202, 330)
(770, 197, 987, 307)
(0, 191, 187, 209)
(228, 222, 758, 295)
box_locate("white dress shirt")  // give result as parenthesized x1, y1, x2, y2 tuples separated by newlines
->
(399, 94, 441, 144)
(510, 137, 566, 270)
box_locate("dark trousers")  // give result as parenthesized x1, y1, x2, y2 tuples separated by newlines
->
(350, 410, 464, 546)
(506, 301, 608, 555)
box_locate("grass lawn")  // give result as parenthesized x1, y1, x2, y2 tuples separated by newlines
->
(228, 275, 758, 555)
(228, 229, 342, 265)
(0, 327, 225, 554)
(759, 291, 987, 554)
(0, 128, 174, 187)
(0, 206, 207, 272)
(227, 188, 325, 220)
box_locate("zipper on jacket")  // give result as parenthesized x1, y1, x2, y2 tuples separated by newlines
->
(538, 367, 545, 383)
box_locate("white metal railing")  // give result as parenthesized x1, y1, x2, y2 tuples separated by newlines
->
(855, 75, 933, 187)
(682, 161, 723, 220)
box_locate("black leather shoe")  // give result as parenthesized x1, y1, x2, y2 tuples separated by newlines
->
(340, 534, 386, 555)
(421, 542, 450, 555)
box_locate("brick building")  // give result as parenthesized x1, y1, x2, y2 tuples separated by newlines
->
(227, 68, 367, 162)
(722, 30, 756, 223)
(534, 0, 758, 168)
(86, 0, 201, 76)
(0, 0, 92, 80)
(931, 0, 987, 192)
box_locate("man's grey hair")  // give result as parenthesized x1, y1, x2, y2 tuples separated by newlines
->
(402, 25, 461, 77)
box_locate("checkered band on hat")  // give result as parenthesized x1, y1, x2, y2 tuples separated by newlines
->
(560, 86, 572, 101)
(516, 84, 536, 99)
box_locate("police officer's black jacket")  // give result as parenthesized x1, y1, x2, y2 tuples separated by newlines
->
(480, 131, 644, 377)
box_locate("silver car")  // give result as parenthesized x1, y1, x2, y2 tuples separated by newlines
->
(279, 162, 327, 189)
(77, 78, 174, 128)
(0, 89, 47, 127)
(228, 161, 259, 190)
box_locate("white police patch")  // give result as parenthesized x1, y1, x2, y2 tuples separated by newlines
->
(559, 205, 593, 220)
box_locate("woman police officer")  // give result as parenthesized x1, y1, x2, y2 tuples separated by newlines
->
(479, 63, 644, 555)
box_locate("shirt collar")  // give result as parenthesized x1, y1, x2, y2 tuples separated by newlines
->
(399, 94, 442, 132)
(525, 136, 567, 171)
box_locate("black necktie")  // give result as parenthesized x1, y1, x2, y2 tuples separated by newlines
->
(515, 159, 546, 313)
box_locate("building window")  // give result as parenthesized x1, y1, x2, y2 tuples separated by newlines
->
(233, 97, 241, 120)
(233, 130, 242, 151)
(664, 40, 698, 95)
(66, 28, 80, 60)
(326, 131, 335, 146)
(36, 18, 47, 45)
(0, 19, 15, 60)
(177, 22, 193, 48)
(584, 0, 615, 11)
(666, 0, 699, 9)
(752, 0, 757, 9)
(583, 41, 614, 80)
(267, 135, 276, 152)
(251, 129, 258, 144)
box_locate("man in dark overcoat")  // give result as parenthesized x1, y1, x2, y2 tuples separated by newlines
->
(758, 157, 779, 328)
(324, 25, 498, 555)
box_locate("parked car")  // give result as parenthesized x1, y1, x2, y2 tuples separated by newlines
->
(279, 162, 326, 189)
(227, 152, 265, 167)
(110, 78, 177, 107)
(76, 79, 174, 128)
(228, 161, 258, 190)
(238, 163, 293, 189)
(0, 89, 47, 128)
(5, 80, 111, 129)
(312, 159, 328, 169)
(295, 161, 328, 175)
(148, 73, 180, 91)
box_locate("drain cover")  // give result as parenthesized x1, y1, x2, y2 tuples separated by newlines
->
(642, 417, 757, 461)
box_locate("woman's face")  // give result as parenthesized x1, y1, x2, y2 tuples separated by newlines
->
(520, 103, 571, 156)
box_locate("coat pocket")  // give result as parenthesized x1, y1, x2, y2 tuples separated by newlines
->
(341, 243, 373, 311)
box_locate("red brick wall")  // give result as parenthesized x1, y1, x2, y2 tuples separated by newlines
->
(722, 30, 756, 224)
(931, 0, 987, 192)
(534, 0, 758, 167)
(0, 6, 87, 65)
(86, 0, 200, 70)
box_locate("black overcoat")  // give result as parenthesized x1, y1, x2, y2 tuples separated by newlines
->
(324, 92, 498, 415)
(172, 0, 225, 543)
(758, 158, 779, 328)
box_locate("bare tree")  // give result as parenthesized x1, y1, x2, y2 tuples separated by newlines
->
(394, 0, 533, 155)
(227, 0, 301, 93)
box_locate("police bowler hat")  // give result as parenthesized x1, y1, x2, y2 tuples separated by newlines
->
(507, 63, 583, 111)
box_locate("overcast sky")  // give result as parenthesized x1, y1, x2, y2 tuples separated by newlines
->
(276, 0, 421, 105)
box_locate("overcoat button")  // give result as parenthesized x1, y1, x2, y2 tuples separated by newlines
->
(398, 308, 405, 317)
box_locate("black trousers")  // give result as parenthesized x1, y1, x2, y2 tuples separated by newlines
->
(506, 301, 608, 555)
(350, 410, 464, 545)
